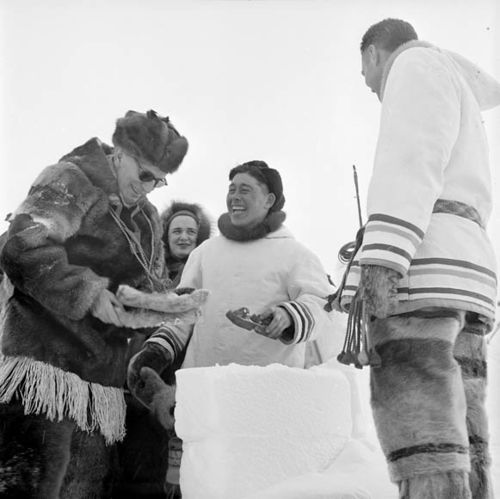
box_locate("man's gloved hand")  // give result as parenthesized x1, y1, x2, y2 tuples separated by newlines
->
(127, 343, 172, 407)
(255, 307, 293, 340)
(140, 367, 176, 431)
(360, 264, 401, 319)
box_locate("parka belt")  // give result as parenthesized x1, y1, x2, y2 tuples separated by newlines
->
(433, 198, 484, 229)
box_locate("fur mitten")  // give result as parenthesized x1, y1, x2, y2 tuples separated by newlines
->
(139, 367, 176, 431)
(360, 264, 401, 318)
(127, 343, 172, 407)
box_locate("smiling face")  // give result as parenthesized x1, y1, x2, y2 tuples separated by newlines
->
(113, 149, 167, 206)
(168, 215, 199, 259)
(226, 172, 276, 229)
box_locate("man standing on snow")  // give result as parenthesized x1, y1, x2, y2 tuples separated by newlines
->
(0, 110, 188, 497)
(335, 18, 500, 498)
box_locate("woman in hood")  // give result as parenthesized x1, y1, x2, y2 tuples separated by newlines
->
(161, 201, 213, 286)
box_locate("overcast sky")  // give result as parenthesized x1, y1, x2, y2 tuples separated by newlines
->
(1, 0, 499, 278)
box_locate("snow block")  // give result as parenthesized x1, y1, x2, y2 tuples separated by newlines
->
(175, 363, 351, 499)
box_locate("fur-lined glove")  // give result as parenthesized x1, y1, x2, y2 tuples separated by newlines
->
(127, 343, 172, 407)
(138, 367, 176, 431)
(360, 264, 402, 319)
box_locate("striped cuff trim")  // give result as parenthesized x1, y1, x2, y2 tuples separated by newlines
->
(412, 257, 496, 280)
(368, 213, 425, 239)
(397, 286, 495, 307)
(145, 327, 185, 359)
(361, 214, 425, 273)
(362, 243, 412, 265)
(146, 337, 175, 358)
(279, 301, 315, 344)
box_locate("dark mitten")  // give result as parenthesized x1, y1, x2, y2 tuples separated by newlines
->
(174, 287, 195, 296)
(127, 343, 172, 407)
(360, 264, 401, 318)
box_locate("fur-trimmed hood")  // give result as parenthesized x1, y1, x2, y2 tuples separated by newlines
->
(160, 200, 213, 258)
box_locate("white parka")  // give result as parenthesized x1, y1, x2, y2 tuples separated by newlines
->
(341, 41, 500, 323)
(148, 226, 335, 368)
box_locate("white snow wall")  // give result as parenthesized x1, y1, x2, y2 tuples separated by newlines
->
(175, 363, 352, 499)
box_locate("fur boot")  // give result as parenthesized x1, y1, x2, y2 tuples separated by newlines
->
(369, 311, 471, 490)
(140, 367, 176, 431)
(454, 314, 494, 498)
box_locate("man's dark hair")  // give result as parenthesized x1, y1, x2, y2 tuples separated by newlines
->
(229, 160, 285, 212)
(360, 18, 418, 53)
(229, 160, 270, 187)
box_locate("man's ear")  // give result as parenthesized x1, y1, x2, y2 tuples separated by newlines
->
(371, 44, 391, 67)
(367, 44, 379, 64)
(265, 192, 276, 210)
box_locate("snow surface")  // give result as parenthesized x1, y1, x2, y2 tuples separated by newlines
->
(176, 363, 353, 499)
(242, 364, 398, 499)
(245, 439, 396, 499)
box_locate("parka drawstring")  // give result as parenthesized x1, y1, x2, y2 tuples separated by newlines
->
(109, 200, 166, 292)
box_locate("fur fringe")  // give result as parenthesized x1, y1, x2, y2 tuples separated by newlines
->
(0, 355, 126, 444)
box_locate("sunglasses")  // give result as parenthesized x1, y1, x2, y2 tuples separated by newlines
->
(133, 157, 167, 188)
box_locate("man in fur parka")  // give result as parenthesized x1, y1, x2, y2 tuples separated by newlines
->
(0, 109, 188, 498)
(336, 19, 500, 499)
